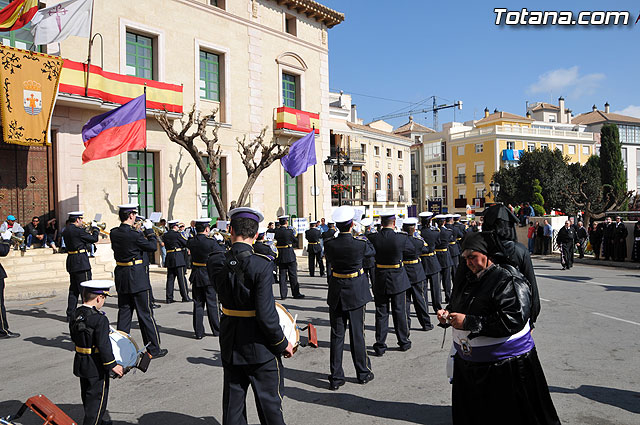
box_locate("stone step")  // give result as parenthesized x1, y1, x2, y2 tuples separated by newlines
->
(4, 270, 114, 300)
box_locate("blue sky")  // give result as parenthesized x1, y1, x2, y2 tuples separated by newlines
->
(320, 1, 640, 129)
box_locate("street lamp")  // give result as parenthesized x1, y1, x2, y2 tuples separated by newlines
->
(325, 148, 353, 207)
(489, 180, 501, 200)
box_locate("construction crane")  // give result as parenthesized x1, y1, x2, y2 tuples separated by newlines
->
(373, 96, 462, 131)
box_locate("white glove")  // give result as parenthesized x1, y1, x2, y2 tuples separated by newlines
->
(91, 220, 98, 228)
(143, 219, 153, 230)
(1, 230, 11, 241)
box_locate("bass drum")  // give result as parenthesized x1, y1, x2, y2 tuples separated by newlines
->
(109, 329, 141, 371)
(275, 302, 299, 350)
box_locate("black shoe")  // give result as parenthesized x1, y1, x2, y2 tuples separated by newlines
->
(152, 303, 161, 309)
(195, 335, 204, 340)
(293, 294, 306, 299)
(422, 325, 434, 331)
(328, 380, 345, 391)
(151, 349, 168, 359)
(182, 298, 192, 302)
(373, 348, 385, 357)
(166, 299, 174, 304)
(358, 372, 375, 385)
(0, 331, 20, 339)
(399, 343, 411, 352)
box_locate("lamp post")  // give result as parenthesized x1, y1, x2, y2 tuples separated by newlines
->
(324, 148, 353, 207)
(489, 180, 501, 200)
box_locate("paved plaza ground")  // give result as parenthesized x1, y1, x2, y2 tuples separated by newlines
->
(1, 258, 639, 424)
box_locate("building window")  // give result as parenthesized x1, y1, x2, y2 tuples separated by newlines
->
(568, 145, 576, 155)
(458, 188, 466, 198)
(374, 172, 381, 190)
(126, 32, 154, 80)
(528, 143, 535, 152)
(361, 143, 366, 154)
(209, 0, 225, 8)
(582, 145, 590, 156)
(374, 146, 380, 156)
(506, 141, 515, 150)
(386, 148, 392, 157)
(362, 171, 368, 201)
(410, 153, 416, 171)
(127, 151, 155, 218)
(474, 164, 484, 183)
(541, 143, 548, 150)
(457, 146, 464, 156)
(398, 150, 403, 159)
(284, 173, 298, 216)
(556, 144, 564, 152)
(432, 186, 438, 198)
(200, 157, 223, 219)
(475, 143, 483, 153)
(386, 173, 393, 200)
(0, 0, 37, 50)
(199, 50, 220, 101)
(476, 188, 485, 199)
(285, 14, 297, 36)
(282, 73, 298, 108)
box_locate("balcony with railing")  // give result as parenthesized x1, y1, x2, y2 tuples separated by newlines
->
(274, 106, 320, 139)
(455, 174, 466, 184)
(473, 173, 485, 183)
(450, 125, 595, 141)
(329, 146, 366, 163)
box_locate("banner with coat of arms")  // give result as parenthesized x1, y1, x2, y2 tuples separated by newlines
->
(0, 45, 63, 146)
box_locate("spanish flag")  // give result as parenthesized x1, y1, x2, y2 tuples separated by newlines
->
(0, 0, 38, 32)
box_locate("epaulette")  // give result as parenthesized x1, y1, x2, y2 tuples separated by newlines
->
(355, 235, 368, 242)
(181, 234, 188, 240)
(254, 252, 274, 262)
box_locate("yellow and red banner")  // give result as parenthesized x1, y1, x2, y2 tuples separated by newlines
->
(0, 0, 38, 32)
(0, 45, 63, 146)
(59, 60, 183, 113)
(276, 106, 319, 134)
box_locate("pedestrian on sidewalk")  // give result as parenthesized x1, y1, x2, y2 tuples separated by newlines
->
(602, 217, 614, 260)
(557, 220, 576, 270)
(613, 216, 628, 261)
(590, 220, 604, 260)
(527, 222, 535, 254)
(576, 221, 588, 259)
(632, 220, 640, 262)
(534, 222, 544, 254)
(543, 219, 553, 255)
(1, 232, 20, 339)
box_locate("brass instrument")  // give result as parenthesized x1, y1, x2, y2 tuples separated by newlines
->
(9, 234, 24, 245)
(210, 228, 232, 244)
(83, 221, 109, 236)
(152, 225, 166, 237)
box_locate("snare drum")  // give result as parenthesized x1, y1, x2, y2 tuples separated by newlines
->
(275, 302, 299, 349)
(109, 329, 141, 371)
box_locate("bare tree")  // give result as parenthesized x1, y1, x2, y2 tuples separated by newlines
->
(563, 182, 634, 225)
(156, 106, 292, 219)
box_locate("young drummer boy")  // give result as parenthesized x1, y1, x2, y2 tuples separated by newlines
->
(70, 280, 124, 425)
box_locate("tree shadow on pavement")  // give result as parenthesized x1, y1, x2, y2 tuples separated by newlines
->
(602, 285, 640, 293)
(136, 411, 221, 425)
(8, 307, 67, 323)
(23, 334, 75, 352)
(187, 349, 222, 368)
(549, 385, 640, 414)
(285, 386, 451, 424)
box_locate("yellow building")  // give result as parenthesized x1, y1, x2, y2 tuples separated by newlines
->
(445, 105, 597, 213)
(0, 0, 343, 229)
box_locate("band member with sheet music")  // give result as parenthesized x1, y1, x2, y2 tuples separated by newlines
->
(110, 204, 167, 359)
(207, 207, 294, 425)
(305, 221, 325, 277)
(62, 211, 100, 323)
(324, 206, 375, 390)
(187, 218, 224, 339)
(164, 220, 190, 303)
(69, 280, 123, 425)
(274, 215, 304, 300)
(401, 218, 433, 331)
(419, 212, 443, 312)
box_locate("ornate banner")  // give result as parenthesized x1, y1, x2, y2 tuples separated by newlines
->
(0, 45, 63, 146)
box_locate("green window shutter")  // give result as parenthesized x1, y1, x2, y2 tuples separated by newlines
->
(127, 151, 155, 217)
(282, 73, 297, 109)
(284, 173, 298, 216)
(200, 157, 222, 219)
(199, 50, 220, 101)
(126, 32, 153, 80)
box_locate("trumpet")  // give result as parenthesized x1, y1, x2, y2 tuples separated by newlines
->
(83, 221, 109, 236)
(152, 225, 166, 236)
(10, 234, 25, 245)
(209, 228, 231, 243)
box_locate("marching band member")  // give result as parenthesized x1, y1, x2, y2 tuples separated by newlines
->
(367, 211, 413, 356)
(135, 216, 160, 309)
(401, 218, 433, 331)
(361, 217, 376, 286)
(207, 207, 294, 425)
(110, 204, 167, 359)
(445, 215, 461, 281)
(164, 220, 190, 303)
(274, 215, 304, 300)
(419, 212, 443, 312)
(324, 206, 375, 390)
(62, 212, 99, 322)
(255, 227, 278, 284)
(434, 214, 454, 303)
(305, 221, 325, 277)
(1, 231, 19, 338)
(322, 220, 337, 281)
(187, 218, 223, 339)
(451, 214, 467, 278)
(69, 280, 123, 425)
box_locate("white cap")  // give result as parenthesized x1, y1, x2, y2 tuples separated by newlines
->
(278, 215, 289, 220)
(80, 280, 114, 296)
(117, 203, 138, 212)
(403, 217, 418, 226)
(418, 211, 433, 218)
(379, 210, 396, 219)
(230, 207, 265, 223)
(195, 218, 211, 224)
(434, 214, 447, 220)
(168, 219, 179, 226)
(332, 205, 356, 224)
(68, 211, 84, 218)
(136, 215, 145, 221)
(327, 219, 336, 225)
(452, 214, 461, 219)
(361, 217, 373, 227)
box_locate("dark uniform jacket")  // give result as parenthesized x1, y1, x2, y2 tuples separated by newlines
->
(435, 227, 453, 268)
(187, 234, 224, 287)
(367, 228, 412, 296)
(69, 305, 117, 378)
(163, 229, 188, 268)
(62, 225, 99, 273)
(274, 226, 297, 264)
(613, 223, 628, 240)
(576, 226, 588, 242)
(322, 228, 337, 242)
(363, 231, 376, 269)
(305, 227, 323, 254)
(453, 221, 467, 248)
(591, 223, 604, 244)
(557, 226, 576, 245)
(207, 242, 288, 365)
(419, 226, 442, 275)
(446, 224, 461, 257)
(324, 233, 375, 311)
(0, 241, 9, 279)
(401, 232, 428, 284)
(254, 240, 277, 261)
(110, 224, 157, 294)
(603, 222, 615, 241)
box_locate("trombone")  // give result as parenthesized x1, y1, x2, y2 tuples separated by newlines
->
(83, 221, 109, 236)
(152, 225, 166, 237)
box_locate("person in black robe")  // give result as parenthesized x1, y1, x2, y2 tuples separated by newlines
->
(437, 232, 560, 425)
(631, 221, 640, 262)
(602, 217, 614, 260)
(590, 221, 604, 260)
(613, 216, 628, 261)
(557, 220, 576, 269)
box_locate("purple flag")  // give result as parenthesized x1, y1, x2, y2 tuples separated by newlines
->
(280, 130, 316, 177)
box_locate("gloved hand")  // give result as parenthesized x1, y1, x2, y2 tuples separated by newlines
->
(143, 219, 153, 230)
(1, 230, 11, 241)
(91, 221, 99, 228)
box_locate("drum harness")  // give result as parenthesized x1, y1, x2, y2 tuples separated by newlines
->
(221, 250, 256, 317)
(70, 308, 99, 355)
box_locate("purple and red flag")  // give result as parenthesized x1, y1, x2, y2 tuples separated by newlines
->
(280, 130, 316, 177)
(81, 94, 146, 164)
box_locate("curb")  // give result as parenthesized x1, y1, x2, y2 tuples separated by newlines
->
(533, 254, 640, 270)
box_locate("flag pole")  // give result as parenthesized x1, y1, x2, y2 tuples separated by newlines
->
(143, 84, 149, 217)
(313, 126, 317, 222)
(85, 0, 95, 97)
